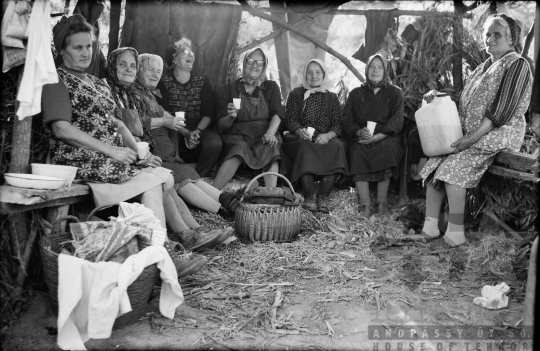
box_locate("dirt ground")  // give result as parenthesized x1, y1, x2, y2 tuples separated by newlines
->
(2, 188, 534, 351)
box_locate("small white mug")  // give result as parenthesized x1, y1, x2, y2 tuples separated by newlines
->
(233, 98, 241, 110)
(136, 142, 149, 159)
(175, 111, 185, 119)
(306, 127, 315, 139)
(367, 121, 377, 136)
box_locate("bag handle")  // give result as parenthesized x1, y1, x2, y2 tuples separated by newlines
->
(87, 204, 119, 221)
(242, 172, 298, 202)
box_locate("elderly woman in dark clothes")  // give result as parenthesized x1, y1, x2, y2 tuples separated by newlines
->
(42, 15, 211, 275)
(214, 48, 283, 189)
(343, 54, 404, 216)
(157, 38, 223, 177)
(131, 53, 240, 219)
(283, 58, 348, 214)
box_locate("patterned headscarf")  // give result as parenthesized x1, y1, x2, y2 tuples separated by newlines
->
(136, 53, 164, 98)
(491, 14, 522, 52)
(300, 58, 333, 101)
(364, 54, 389, 89)
(106, 47, 141, 110)
(240, 48, 268, 87)
(52, 14, 88, 52)
(106, 47, 153, 147)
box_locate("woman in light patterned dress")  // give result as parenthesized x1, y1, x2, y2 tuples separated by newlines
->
(420, 14, 532, 249)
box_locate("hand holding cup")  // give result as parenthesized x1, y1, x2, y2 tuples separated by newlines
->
(227, 103, 237, 118)
(136, 142, 150, 159)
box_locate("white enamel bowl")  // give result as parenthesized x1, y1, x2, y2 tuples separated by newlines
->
(31, 163, 78, 187)
(4, 173, 67, 190)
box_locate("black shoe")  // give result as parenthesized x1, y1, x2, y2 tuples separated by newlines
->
(219, 191, 241, 214)
(317, 195, 330, 214)
(303, 194, 317, 212)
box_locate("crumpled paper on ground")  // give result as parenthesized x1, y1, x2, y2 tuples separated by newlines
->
(112, 202, 166, 246)
(473, 282, 510, 309)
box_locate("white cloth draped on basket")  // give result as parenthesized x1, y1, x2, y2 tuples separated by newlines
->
(16, 0, 58, 119)
(57, 245, 183, 351)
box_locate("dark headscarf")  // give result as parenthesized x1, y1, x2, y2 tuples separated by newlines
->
(240, 48, 268, 87)
(106, 47, 154, 147)
(364, 54, 389, 89)
(52, 14, 88, 52)
(491, 14, 522, 52)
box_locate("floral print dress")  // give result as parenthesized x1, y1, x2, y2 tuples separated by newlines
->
(420, 52, 533, 188)
(50, 68, 141, 183)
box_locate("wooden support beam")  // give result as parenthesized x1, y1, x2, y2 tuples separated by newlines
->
(258, 7, 472, 19)
(523, 236, 537, 340)
(452, 1, 464, 93)
(483, 209, 523, 240)
(487, 165, 540, 183)
(237, 1, 365, 83)
(238, 5, 335, 55)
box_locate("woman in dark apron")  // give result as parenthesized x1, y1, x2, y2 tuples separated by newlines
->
(214, 48, 283, 189)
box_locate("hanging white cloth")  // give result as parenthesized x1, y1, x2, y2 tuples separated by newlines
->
(16, 0, 58, 120)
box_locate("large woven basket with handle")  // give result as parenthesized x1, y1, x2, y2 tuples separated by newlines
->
(235, 172, 302, 242)
(39, 207, 160, 329)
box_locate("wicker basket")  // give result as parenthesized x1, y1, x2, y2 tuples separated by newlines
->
(40, 211, 160, 329)
(235, 172, 302, 242)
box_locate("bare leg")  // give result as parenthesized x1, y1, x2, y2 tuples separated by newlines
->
(176, 183, 220, 213)
(162, 174, 174, 198)
(194, 181, 221, 202)
(354, 181, 370, 207)
(164, 194, 190, 232)
(169, 191, 200, 229)
(140, 185, 166, 228)
(213, 156, 242, 189)
(263, 161, 279, 187)
(444, 182, 466, 246)
(421, 183, 446, 238)
(376, 175, 391, 205)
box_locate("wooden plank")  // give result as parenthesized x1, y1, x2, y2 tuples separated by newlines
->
(494, 151, 538, 170)
(487, 165, 540, 183)
(0, 195, 91, 215)
(258, 7, 472, 18)
(0, 184, 90, 205)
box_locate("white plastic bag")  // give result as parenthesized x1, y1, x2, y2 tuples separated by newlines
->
(472, 282, 510, 310)
(112, 202, 166, 246)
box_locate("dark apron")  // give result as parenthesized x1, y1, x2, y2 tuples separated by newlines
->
(222, 89, 281, 169)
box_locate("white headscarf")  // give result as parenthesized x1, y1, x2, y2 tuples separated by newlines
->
(300, 58, 333, 101)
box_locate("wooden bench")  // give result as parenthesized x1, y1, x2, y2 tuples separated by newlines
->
(487, 150, 539, 183)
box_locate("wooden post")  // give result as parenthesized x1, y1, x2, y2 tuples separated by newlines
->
(452, 1, 464, 92)
(535, 3, 540, 60)
(237, 0, 365, 83)
(8, 66, 30, 264)
(523, 236, 537, 344)
(109, 0, 122, 53)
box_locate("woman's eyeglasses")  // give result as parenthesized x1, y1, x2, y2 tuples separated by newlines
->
(246, 58, 265, 67)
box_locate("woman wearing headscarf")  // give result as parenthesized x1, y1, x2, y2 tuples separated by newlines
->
(343, 54, 405, 216)
(420, 14, 532, 250)
(214, 48, 283, 189)
(283, 59, 347, 213)
(42, 15, 212, 275)
(157, 38, 222, 177)
(131, 53, 240, 221)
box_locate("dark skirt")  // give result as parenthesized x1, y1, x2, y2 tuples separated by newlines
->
(282, 135, 348, 185)
(347, 135, 404, 179)
(222, 134, 282, 170)
(151, 127, 201, 188)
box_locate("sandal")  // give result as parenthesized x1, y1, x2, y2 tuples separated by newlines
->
(427, 237, 466, 252)
(317, 195, 330, 214)
(171, 229, 221, 252)
(421, 232, 442, 242)
(195, 226, 235, 247)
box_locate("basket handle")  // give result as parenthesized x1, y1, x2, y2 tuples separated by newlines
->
(242, 172, 298, 202)
(87, 204, 119, 221)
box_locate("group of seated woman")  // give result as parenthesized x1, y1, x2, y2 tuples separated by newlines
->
(43, 12, 532, 261)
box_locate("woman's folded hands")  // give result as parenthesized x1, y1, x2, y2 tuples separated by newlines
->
(108, 146, 138, 165)
(262, 133, 278, 147)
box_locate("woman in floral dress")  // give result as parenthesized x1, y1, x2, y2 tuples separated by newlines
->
(420, 14, 533, 249)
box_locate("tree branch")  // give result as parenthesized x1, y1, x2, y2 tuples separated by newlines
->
(237, 0, 365, 83)
(237, 4, 336, 54)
